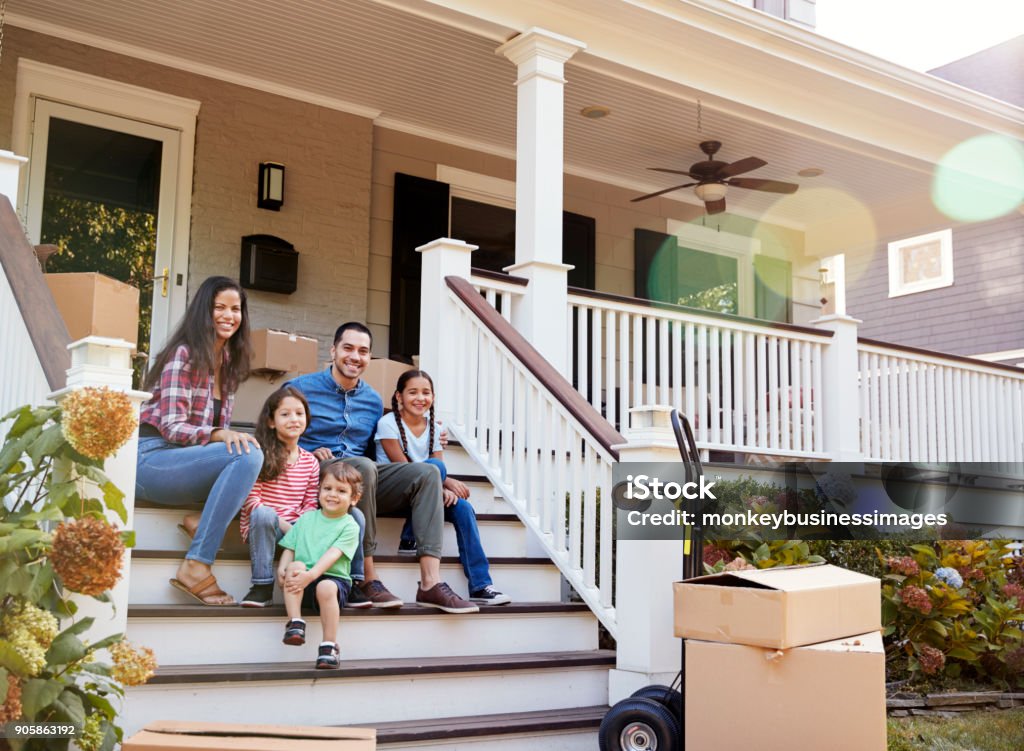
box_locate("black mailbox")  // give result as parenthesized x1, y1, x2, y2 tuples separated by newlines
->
(240, 234, 298, 294)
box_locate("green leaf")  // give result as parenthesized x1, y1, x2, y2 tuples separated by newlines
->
(910, 544, 938, 560)
(48, 479, 81, 511)
(0, 426, 40, 474)
(21, 677, 66, 719)
(20, 505, 66, 524)
(50, 689, 86, 728)
(945, 662, 962, 678)
(102, 481, 127, 524)
(86, 633, 124, 654)
(23, 562, 55, 603)
(926, 620, 948, 637)
(947, 647, 981, 662)
(0, 528, 49, 554)
(85, 691, 117, 719)
(120, 529, 136, 548)
(46, 632, 88, 666)
(26, 424, 67, 466)
(99, 720, 120, 751)
(0, 667, 8, 702)
(58, 618, 96, 638)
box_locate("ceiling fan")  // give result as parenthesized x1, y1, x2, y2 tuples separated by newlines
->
(631, 140, 799, 214)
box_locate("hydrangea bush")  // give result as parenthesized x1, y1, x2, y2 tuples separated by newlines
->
(1, 388, 156, 751)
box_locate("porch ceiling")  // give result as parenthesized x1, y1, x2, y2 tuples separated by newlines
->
(8, 0, 1014, 232)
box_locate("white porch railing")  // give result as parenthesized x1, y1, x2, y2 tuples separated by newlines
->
(858, 339, 1024, 462)
(437, 274, 622, 637)
(470, 268, 527, 323)
(568, 290, 832, 459)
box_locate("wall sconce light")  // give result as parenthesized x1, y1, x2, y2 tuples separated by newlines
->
(258, 162, 285, 211)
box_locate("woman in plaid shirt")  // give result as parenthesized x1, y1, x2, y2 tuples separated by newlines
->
(136, 276, 264, 606)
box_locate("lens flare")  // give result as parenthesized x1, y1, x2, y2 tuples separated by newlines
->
(932, 134, 1024, 222)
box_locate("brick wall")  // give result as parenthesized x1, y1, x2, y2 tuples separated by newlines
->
(0, 27, 373, 366)
(846, 213, 1024, 356)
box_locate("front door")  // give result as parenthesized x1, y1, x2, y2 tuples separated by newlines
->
(24, 99, 183, 371)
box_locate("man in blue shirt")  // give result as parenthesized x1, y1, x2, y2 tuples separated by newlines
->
(288, 322, 478, 614)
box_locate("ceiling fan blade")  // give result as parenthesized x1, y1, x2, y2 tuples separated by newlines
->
(648, 167, 701, 179)
(705, 198, 726, 215)
(717, 156, 767, 179)
(630, 183, 696, 202)
(728, 177, 799, 194)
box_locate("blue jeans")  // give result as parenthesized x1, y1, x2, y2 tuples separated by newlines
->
(248, 504, 366, 585)
(136, 436, 263, 565)
(400, 458, 492, 592)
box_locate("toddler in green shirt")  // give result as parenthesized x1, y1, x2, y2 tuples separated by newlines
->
(278, 460, 362, 668)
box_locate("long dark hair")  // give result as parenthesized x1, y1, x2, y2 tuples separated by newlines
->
(255, 386, 311, 482)
(391, 369, 436, 460)
(144, 276, 252, 393)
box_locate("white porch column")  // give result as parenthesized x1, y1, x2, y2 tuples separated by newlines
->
(608, 406, 684, 703)
(812, 314, 863, 460)
(417, 238, 476, 426)
(0, 150, 28, 205)
(49, 337, 150, 644)
(497, 28, 585, 377)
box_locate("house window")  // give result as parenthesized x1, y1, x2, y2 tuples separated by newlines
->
(887, 229, 953, 297)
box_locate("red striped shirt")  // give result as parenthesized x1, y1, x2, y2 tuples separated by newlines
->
(239, 448, 320, 541)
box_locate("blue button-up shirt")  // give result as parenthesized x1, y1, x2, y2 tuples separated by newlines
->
(287, 367, 384, 458)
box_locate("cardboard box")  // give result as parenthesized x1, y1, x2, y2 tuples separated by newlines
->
(685, 632, 885, 750)
(44, 272, 139, 346)
(674, 564, 879, 649)
(251, 328, 319, 374)
(361, 358, 414, 399)
(232, 370, 297, 426)
(124, 722, 374, 751)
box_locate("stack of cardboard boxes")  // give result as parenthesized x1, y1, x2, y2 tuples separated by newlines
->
(673, 564, 886, 750)
(232, 329, 320, 425)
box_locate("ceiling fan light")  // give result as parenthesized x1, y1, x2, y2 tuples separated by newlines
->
(694, 183, 727, 202)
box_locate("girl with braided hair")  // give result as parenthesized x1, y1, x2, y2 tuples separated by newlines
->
(374, 370, 510, 605)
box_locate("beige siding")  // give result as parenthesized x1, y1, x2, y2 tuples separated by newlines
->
(0, 27, 372, 365)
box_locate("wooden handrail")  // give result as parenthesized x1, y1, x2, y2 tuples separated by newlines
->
(859, 337, 1024, 377)
(0, 197, 69, 391)
(446, 276, 624, 459)
(470, 267, 529, 286)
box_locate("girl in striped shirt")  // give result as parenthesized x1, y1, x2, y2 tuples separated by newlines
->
(239, 386, 321, 607)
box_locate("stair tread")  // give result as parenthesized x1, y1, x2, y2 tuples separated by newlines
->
(135, 503, 512, 521)
(363, 705, 609, 743)
(147, 649, 615, 684)
(131, 549, 553, 566)
(128, 602, 591, 618)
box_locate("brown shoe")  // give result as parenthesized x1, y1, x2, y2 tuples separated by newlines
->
(416, 582, 480, 614)
(358, 579, 403, 609)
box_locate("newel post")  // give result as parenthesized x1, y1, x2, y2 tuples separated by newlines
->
(0, 150, 28, 205)
(417, 238, 476, 425)
(48, 337, 150, 642)
(812, 314, 863, 460)
(608, 405, 685, 703)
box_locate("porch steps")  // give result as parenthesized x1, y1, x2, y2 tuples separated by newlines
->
(123, 442, 612, 748)
(124, 651, 613, 730)
(368, 705, 607, 749)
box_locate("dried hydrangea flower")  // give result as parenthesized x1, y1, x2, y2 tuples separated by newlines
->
(0, 673, 22, 722)
(1002, 583, 1024, 604)
(886, 556, 920, 577)
(899, 585, 933, 615)
(61, 386, 136, 460)
(916, 644, 945, 675)
(110, 640, 158, 686)
(51, 516, 125, 596)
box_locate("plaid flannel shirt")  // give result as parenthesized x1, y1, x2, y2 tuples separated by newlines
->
(139, 344, 234, 445)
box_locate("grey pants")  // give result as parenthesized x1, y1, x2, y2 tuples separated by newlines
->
(341, 457, 443, 559)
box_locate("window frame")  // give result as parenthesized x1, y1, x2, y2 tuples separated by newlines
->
(887, 228, 954, 298)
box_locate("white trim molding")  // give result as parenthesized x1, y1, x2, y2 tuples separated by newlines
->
(13, 59, 199, 346)
(887, 228, 953, 298)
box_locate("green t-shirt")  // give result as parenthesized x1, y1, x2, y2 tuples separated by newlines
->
(278, 510, 359, 582)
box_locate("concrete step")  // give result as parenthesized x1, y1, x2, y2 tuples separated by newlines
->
(370, 705, 607, 750)
(133, 508, 527, 558)
(123, 651, 614, 735)
(128, 550, 562, 605)
(126, 602, 599, 666)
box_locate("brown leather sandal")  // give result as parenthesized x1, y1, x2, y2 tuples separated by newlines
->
(170, 574, 236, 606)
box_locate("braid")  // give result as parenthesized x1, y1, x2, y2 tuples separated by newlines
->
(392, 392, 411, 460)
(428, 404, 436, 455)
